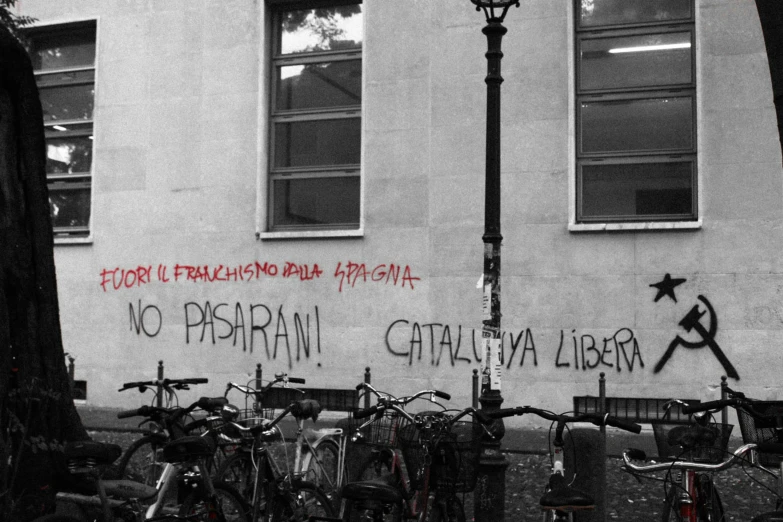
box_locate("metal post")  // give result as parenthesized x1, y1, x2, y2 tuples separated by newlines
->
(598, 372, 607, 522)
(157, 360, 164, 408)
(470, 2, 519, 521)
(256, 363, 263, 391)
(473, 369, 479, 409)
(720, 375, 728, 426)
(364, 367, 371, 410)
(67, 355, 75, 387)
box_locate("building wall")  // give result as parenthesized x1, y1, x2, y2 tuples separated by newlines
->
(18, 0, 783, 427)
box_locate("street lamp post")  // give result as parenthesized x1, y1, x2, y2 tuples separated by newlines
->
(470, 1, 519, 521)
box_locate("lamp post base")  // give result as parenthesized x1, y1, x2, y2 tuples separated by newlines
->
(474, 389, 508, 522)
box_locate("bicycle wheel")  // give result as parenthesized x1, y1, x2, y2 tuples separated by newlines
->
(695, 474, 724, 522)
(179, 481, 250, 522)
(428, 494, 466, 522)
(32, 515, 82, 522)
(115, 434, 166, 485)
(303, 439, 345, 505)
(215, 451, 256, 502)
(662, 487, 684, 522)
(270, 480, 334, 522)
(341, 498, 403, 522)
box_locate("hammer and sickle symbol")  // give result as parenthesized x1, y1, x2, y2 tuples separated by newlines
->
(653, 295, 740, 380)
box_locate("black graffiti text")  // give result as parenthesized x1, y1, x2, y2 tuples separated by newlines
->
(184, 301, 320, 368)
(555, 328, 644, 372)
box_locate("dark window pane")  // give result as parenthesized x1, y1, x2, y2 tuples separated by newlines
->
(580, 32, 691, 91)
(30, 27, 96, 70)
(274, 118, 360, 168)
(46, 131, 93, 174)
(580, 161, 693, 219)
(276, 60, 361, 111)
(579, 0, 692, 27)
(49, 185, 91, 228)
(272, 176, 360, 227)
(39, 83, 94, 122)
(279, 5, 363, 54)
(580, 97, 692, 153)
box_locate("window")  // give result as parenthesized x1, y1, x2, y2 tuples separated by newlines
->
(27, 21, 96, 239)
(575, 0, 696, 224)
(268, 2, 362, 232)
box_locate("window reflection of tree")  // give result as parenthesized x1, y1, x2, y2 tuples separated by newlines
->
(281, 6, 361, 53)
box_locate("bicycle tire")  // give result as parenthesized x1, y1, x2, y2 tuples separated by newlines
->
(341, 498, 403, 522)
(32, 514, 82, 522)
(115, 434, 166, 486)
(662, 487, 685, 522)
(303, 439, 345, 506)
(695, 474, 724, 522)
(661, 476, 725, 522)
(178, 481, 250, 522)
(215, 451, 257, 504)
(428, 494, 466, 522)
(269, 480, 334, 522)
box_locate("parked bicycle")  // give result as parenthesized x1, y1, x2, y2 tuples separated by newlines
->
(214, 398, 335, 521)
(222, 374, 348, 509)
(488, 406, 641, 521)
(621, 398, 734, 521)
(677, 388, 783, 520)
(35, 427, 248, 522)
(339, 382, 492, 522)
(115, 377, 221, 485)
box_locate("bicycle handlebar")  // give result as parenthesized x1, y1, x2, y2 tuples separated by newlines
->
(623, 443, 757, 473)
(681, 399, 741, 414)
(118, 377, 208, 392)
(116, 396, 227, 420)
(488, 406, 642, 434)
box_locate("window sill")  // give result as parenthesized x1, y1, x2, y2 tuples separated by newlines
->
(569, 220, 702, 232)
(54, 236, 93, 245)
(258, 228, 364, 241)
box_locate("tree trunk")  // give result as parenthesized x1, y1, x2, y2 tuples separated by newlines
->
(0, 23, 87, 520)
(755, 0, 783, 164)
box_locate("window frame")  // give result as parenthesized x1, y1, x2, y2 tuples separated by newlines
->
(27, 19, 98, 244)
(260, 0, 364, 239)
(570, 0, 700, 229)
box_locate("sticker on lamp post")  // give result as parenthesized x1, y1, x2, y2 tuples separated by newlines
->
(480, 333, 502, 391)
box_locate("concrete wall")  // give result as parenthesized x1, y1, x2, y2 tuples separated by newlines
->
(18, 0, 783, 428)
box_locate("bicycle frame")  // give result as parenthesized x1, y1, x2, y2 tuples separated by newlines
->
(55, 457, 215, 521)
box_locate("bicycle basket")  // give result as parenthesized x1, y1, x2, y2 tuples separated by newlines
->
(736, 400, 783, 467)
(652, 422, 733, 464)
(348, 409, 408, 448)
(398, 420, 482, 493)
(237, 407, 274, 427)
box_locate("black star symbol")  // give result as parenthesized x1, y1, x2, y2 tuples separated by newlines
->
(650, 273, 687, 303)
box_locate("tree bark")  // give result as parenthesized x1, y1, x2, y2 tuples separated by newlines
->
(0, 23, 87, 520)
(755, 0, 783, 164)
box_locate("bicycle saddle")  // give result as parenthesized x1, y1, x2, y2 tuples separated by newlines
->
(539, 473, 595, 512)
(291, 399, 322, 421)
(667, 424, 717, 449)
(64, 440, 122, 466)
(342, 475, 404, 504)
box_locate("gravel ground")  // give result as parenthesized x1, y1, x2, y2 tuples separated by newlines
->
(91, 429, 780, 521)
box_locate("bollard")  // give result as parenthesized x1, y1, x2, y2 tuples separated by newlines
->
(256, 363, 263, 405)
(472, 369, 479, 409)
(364, 367, 371, 410)
(67, 354, 75, 387)
(720, 375, 728, 426)
(157, 360, 164, 408)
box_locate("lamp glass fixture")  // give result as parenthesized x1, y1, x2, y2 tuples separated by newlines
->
(471, 0, 520, 21)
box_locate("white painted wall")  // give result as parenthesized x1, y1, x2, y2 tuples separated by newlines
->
(18, 0, 783, 428)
